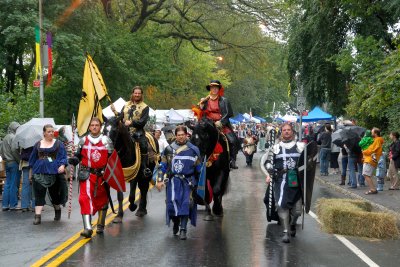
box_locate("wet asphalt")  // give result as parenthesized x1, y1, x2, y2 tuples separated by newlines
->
(1, 152, 400, 267)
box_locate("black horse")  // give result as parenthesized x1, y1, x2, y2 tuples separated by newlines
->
(104, 116, 159, 222)
(189, 118, 230, 220)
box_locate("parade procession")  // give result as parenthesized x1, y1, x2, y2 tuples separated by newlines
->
(2, 1, 400, 267)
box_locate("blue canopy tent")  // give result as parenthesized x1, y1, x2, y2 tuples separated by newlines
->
(253, 116, 266, 123)
(231, 113, 251, 123)
(297, 106, 333, 122)
(229, 118, 240, 124)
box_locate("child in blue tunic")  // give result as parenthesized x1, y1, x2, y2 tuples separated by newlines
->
(156, 126, 202, 240)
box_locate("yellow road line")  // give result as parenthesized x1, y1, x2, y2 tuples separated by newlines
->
(46, 201, 131, 267)
(30, 195, 130, 267)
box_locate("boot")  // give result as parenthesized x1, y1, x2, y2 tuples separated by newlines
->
(80, 214, 93, 238)
(54, 207, 61, 221)
(230, 159, 238, 169)
(339, 176, 345, 185)
(141, 153, 152, 177)
(290, 224, 297, 237)
(282, 231, 290, 243)
(172, 217, 180, 235)
(96, 208, 107, 234)
(179, 229, 187, 240)
(33, 214, 41, 225)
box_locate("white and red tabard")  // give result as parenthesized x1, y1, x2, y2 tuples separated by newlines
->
(79, 136, 109, 215)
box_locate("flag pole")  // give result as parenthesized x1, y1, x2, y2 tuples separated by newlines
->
(68, 113, 76, 219)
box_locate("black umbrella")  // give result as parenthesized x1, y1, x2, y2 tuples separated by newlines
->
(341, 128, 361, 150)
(345, 126, 366, 137)
(332, 129, 344, 146)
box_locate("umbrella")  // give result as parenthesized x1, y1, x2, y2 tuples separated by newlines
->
(345, 125, 366, 137)
(332, 129, 344, 146)
(335, 128, 361, 151)
(13, 118, 55, 149)
(332, 126, 366, 147)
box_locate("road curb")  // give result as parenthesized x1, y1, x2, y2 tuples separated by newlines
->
(315, 176, 400, 222)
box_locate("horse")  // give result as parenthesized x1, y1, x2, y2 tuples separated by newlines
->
(104, 116, 159, 222)
(188, 118, 230, 221)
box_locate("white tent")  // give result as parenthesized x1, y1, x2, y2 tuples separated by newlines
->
(243, 113, 261, 123)
(103, 97, 155, 119)
(281, 114, 298, 122)
(174, 109, 194, 121)
(165, 108, 185, 123)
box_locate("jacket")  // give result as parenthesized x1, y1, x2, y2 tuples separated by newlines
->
(362, 136, 384, 168)
(0, 122, 20, 162)
(202, 96, 233, 128)
(390, 140, 400, 168)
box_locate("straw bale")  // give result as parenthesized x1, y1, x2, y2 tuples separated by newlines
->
(316, 198, 399, 239)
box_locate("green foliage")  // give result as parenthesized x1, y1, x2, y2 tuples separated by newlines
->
(287, 0, 350, 116)
(0, 85, 40, 137)
(1, 0, 290, 126)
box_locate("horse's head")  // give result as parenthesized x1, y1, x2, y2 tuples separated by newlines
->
(190, 118, 218, 157)
(103, 116, 121, 144)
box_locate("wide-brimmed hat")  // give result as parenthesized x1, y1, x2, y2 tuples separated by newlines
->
(206, 80, 222, 91)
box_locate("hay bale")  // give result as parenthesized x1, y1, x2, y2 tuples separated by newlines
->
(316, 198, 399, 239)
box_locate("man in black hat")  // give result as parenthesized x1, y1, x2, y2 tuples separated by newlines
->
(199, 80, 239, 169)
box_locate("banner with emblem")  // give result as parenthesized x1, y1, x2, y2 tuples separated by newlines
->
(103, 150, 126, 192)
(77, 54, 109, 136)
(196, 157, 207, 200)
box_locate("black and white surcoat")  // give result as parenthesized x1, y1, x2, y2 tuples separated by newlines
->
(265, 140, 305, 209)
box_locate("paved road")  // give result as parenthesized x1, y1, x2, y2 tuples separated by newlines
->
(1, 153, 400, 266)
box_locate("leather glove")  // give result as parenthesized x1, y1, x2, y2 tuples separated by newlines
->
(68, 156, 80, 166)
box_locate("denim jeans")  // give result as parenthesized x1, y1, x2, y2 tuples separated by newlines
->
(21, 167, 35, 209)
(357, 162, 364, 185)
(320, 148, 331, 174)
(341, 156, 348, 177)
(348, 156, 357, 187)
(2, 161, 21, 209)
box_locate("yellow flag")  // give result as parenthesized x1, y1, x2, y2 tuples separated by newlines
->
(77, 55, 107, 136)
(87, 55, 108, 100)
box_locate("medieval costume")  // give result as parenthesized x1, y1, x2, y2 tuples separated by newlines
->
(120, 100, 151, 176)
(243, 133, 257, 166)
(71, 133, 114, 238)
(29, 139, 68, 224)
(264, 139, 305, 243)
(157, 140, 202, 240)
(200, 80, 238, 169)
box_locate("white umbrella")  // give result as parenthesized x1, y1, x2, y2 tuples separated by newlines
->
(13, 118, 55, 149)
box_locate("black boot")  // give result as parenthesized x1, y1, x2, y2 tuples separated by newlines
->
(230, 159, 238, 169)
(54, 208, 61, 221)
(172, 217, 180, 235)
(290, 224, 296, 237)
(339, 176, 345, 185)
(33, 214, 41, 225)
(179, 229, 187, 240)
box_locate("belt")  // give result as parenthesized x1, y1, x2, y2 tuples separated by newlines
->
(80, 166, 104, 175)
(172, 173, 194, 179)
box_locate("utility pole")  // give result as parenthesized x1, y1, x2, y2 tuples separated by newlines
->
(39, 0, 44, 117)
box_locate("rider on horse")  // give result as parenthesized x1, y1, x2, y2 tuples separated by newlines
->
(198, 80, 238, 169)
(111, 86, 151, 177)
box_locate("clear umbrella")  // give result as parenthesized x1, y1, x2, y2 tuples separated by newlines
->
(13, 118, 55, 149)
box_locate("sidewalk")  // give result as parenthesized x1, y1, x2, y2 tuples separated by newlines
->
(316, 168, 400, 217)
